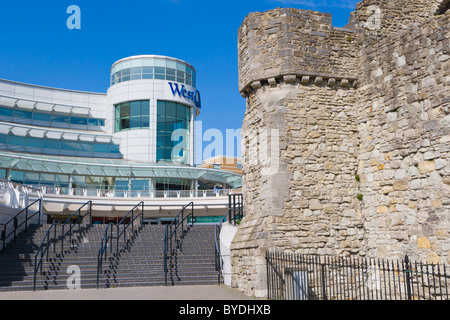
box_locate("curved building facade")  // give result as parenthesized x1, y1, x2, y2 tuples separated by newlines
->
(0, 55, 241, 196)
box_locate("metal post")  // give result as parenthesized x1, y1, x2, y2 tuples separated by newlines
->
(405, 255, 412, 300)
(321, 263, 327, 300)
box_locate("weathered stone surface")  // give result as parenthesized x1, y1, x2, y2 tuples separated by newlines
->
(234, 1, 450, 298)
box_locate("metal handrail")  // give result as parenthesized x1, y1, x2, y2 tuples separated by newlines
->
(32, 201, 92, 291)
(33, 222, 57, 291)
(96, 223, 114, 288)
(116, 202, 144, 253)
(96, 202, 144, 288)
(164, 202, 194, 285)
(0, 198, 42, 253)
(59, 201, 93, 255)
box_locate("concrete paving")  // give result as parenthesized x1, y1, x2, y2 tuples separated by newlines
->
(0, 285, 255, 300)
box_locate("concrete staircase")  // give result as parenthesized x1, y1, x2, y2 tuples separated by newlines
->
(0, 223, 220, 291)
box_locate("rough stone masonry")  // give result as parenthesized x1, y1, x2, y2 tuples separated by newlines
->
(232, 0, 449, 298)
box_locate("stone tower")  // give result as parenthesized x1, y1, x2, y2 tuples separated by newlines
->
(232, 0, 449, 298)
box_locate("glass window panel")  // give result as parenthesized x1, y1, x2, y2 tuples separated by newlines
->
(40, 173, 55, 183)
(110, 144, 120, 154)
(176, 63, 186, 72)
(154, 67, 165, 74)
(0, 169, 6, 179)
(119, 103, 130, 118)
(52, 114, 69, 123)
(130, 74, 142, 80)
(94, 143, 109, 153)
(130, 101, 141, 117)
(120, 118, 130, 130)
(130, 67, 142, 74)
(43, 139, 60, 150)
(8, 136, 25, 147)
(0, 107, 13, 117)
(166, 75, 176, 81)
(131, 179, 149, 191)
(115, 178, 129, 191)
(130, 59, 142, 67)
(164, 148, 173, 160)
(33, 112, 51, 122)
(142, 66, 153, 73)
(166, 68, 176, 75)
(0, 134, 7, 144)
(25, 137, 42, 148)
(166, 60, 177, 69)
(142, 58, 154, 66)
(78, 142, 93, 152)
(141, 101, 150, 115)
(55, 174, 69, 183)
(24, 172, 39, 181)
(154, 74, 165, 80)
(122, 75, 130, 82)
(88, 118, 99, 126)
(154, 59, 165, 67)
(13, 109, 32, 119)
(166, 102, 177, 117)
(98, 119, 105, 126)
(142, 74, 153, 80)
(141, 116, 150, 128)
(157, 147, 164, 160)
(72, 175, 85, 183)
(60, 141, 77, 151)
(129, 116, 141, 129)
(70, 117, 88, 125)
(10, 170, 24, 183)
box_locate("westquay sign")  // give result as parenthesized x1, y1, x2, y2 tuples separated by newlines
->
(168, 82, 201, 109)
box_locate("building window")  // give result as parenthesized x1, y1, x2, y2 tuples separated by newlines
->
(0, 133, 120, 159)
(115, 101, 150, 132)
(0, 106, 105, 131)
(156, 101, 190, 164)
(111, 57, 196, 88)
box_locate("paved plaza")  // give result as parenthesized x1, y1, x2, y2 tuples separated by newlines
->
(0, 285, 254, 300)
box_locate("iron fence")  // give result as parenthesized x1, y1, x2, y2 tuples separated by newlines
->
(266, 251, 449, 300)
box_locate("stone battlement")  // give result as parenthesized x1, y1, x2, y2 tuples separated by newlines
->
(238, 8, 360, 96)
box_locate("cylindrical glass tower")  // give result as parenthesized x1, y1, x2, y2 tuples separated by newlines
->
(106, 55, 200, 165)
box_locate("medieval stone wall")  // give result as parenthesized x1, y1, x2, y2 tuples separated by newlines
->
(232, 0, 449, 298)
(356, 12, 450, 263)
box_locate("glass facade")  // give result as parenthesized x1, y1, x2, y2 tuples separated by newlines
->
(157, 101, 190, 164)
(6, 169, 232, 191)
(115, 100, 150, 132)
(111, 57, 196, 88)
(0, 106, 105, 130)
(0, 133, 120, 158)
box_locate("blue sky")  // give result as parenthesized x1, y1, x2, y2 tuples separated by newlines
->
(0, 0, 358, 163)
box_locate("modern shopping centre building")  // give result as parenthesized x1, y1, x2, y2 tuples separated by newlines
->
(0, 55, 242, 224)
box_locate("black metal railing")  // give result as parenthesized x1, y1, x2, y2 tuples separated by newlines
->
(33, 222, 57, 290)
(115, 202, 145, 253)
(59, 201, 93, 255)
(96, 202, 145, 288)
(33, 201, 92, 291)
(96, 223, 114, 289)
(266, 251, 450, 300)
(164, 202, 194, 286)
(0, 198, 42, 253)
(228, 194, 243, 226)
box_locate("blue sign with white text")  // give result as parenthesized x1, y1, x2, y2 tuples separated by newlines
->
(168, 82, 201, 109)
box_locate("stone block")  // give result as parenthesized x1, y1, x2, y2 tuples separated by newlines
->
(418, 161, 435, 174)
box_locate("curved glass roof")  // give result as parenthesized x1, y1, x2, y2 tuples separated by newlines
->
(0, 151, 242, 188)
